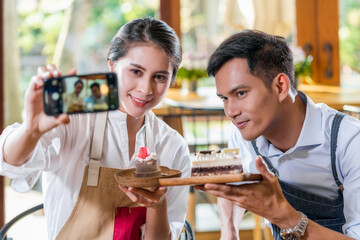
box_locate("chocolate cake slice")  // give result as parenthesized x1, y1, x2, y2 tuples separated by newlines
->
(191, 148, 242, 176)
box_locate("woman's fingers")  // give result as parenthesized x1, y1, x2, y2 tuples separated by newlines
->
(47, 64, 60, 77)
(56, 114, 70, 125)
(67, 68, 77, 75)
(118, 185, 167, 207)
(37, 64, 61, 80)
(37, 65, 48, 76)
(128, 186, 167, 202)
(28, 76, 44, 90)
(118, 185, 139, 202)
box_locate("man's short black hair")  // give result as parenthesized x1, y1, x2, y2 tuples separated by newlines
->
(90, 82, 100, 89)
(207, 29, 295, 90)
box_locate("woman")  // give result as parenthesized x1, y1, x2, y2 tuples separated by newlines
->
(63, 79, 85, 113)
(0, 17, 190, 240)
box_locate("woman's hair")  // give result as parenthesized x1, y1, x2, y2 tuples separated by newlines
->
(207, 29, 295, 91)
(107, 17, 182, 83)
(74, 79, 83, 87)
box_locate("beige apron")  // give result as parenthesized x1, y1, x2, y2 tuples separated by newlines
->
(56, 112, 155, 239)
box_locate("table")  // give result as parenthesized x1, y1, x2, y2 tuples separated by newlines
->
(297, 84, 360, 110)
(154, 84, 360, 120)
(154, 84, 360, 143)
(153, 87, 225, 136)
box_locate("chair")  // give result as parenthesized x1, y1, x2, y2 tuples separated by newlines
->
(0, 203, 44, 240)
(163, 104, 229, 153)
(181, 219, 195, 240)
(0, 203, 195, 240)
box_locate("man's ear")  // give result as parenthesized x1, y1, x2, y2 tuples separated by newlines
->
(273, 73, 290, 102)
(108, 60, 115, 71)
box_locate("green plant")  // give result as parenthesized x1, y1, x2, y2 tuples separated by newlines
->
(177, 52, 208, 82)
(292, 46, 313, 85)
(339, 0, 360, 73)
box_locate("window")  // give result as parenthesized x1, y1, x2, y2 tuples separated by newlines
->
(7, 0, 159, 125)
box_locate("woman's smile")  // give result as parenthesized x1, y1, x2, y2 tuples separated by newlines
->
(129, 94, 151, 107)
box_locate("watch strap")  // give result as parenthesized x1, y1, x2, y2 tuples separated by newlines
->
(280, 212, 308, 240)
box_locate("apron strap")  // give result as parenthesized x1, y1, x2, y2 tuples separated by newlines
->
(251, 140, 280, 178)
(330, 112, 345, 191)
(87, 112, 108, 186)
(250, 111, 346, 191)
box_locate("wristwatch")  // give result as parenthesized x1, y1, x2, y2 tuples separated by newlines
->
(280, 212, 308, 240)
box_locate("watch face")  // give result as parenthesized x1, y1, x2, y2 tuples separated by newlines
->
(281, 232, 300, 240)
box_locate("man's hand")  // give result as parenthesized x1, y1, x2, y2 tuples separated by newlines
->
(197, 156, 300, 228)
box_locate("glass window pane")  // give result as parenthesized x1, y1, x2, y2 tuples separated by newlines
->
(339, 0, 360, 88)
(180, 0, 296, 56)
(15, 0, 159, 112)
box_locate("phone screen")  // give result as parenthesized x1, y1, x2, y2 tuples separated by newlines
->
(43, 73, 119, 115)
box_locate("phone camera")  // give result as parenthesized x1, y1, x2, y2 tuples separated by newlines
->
(51, 92, 60, 101)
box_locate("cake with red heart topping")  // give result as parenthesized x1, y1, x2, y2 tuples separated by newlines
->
(134, 146, 161, 178)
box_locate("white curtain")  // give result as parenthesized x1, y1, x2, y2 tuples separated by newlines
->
(225, 0, 295, 37)
(4, 0, 22, 125)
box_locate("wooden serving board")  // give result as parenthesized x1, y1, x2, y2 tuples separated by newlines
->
(158, 173, 262, 186)
(114, 167, 262, 187)
(114, 166, 182, 188)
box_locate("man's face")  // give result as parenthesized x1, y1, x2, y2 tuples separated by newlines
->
(215, 58, 281, 140)
(91, 86, 101, 99)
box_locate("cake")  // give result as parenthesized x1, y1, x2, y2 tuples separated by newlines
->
(191, 148, 242, 176)
(134, 146, 162, 178)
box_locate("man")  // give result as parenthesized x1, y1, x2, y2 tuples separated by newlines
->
(85, 82, 108, 111)
(199, 30, 360, 239)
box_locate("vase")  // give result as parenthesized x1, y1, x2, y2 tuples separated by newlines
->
(295, 76, 314, 89)
(181, 80, 198, 95)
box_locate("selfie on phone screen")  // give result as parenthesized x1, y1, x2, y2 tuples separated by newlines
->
(43, 73, 119, 115)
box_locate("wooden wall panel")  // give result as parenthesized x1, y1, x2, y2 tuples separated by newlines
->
(296, 0, 318, 83)
(296, 0, 340, 85)
(160, 0, 181, 41)
(316, 0, 339, 85)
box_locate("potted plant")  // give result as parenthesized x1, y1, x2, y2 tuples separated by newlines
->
(176, 52, 208, 93)
(292, 46, 313, 88)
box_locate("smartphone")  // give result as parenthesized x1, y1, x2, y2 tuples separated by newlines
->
(43, 72, 119, 115)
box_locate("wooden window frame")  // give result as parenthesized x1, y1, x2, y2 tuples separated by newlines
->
(296, 0, 340, 85)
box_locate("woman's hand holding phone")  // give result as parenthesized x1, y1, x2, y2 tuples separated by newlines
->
(24, 64, 73, 137)
(3, 64, 75, 166)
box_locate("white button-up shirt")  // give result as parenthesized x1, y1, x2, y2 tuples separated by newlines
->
(0, 110, 191, 240)
(228, 93, 360, 238)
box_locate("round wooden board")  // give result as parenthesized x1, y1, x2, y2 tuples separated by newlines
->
(114, 166, 182, 188)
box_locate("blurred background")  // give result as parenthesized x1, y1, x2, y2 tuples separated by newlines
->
(1, 0, 360, 239)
